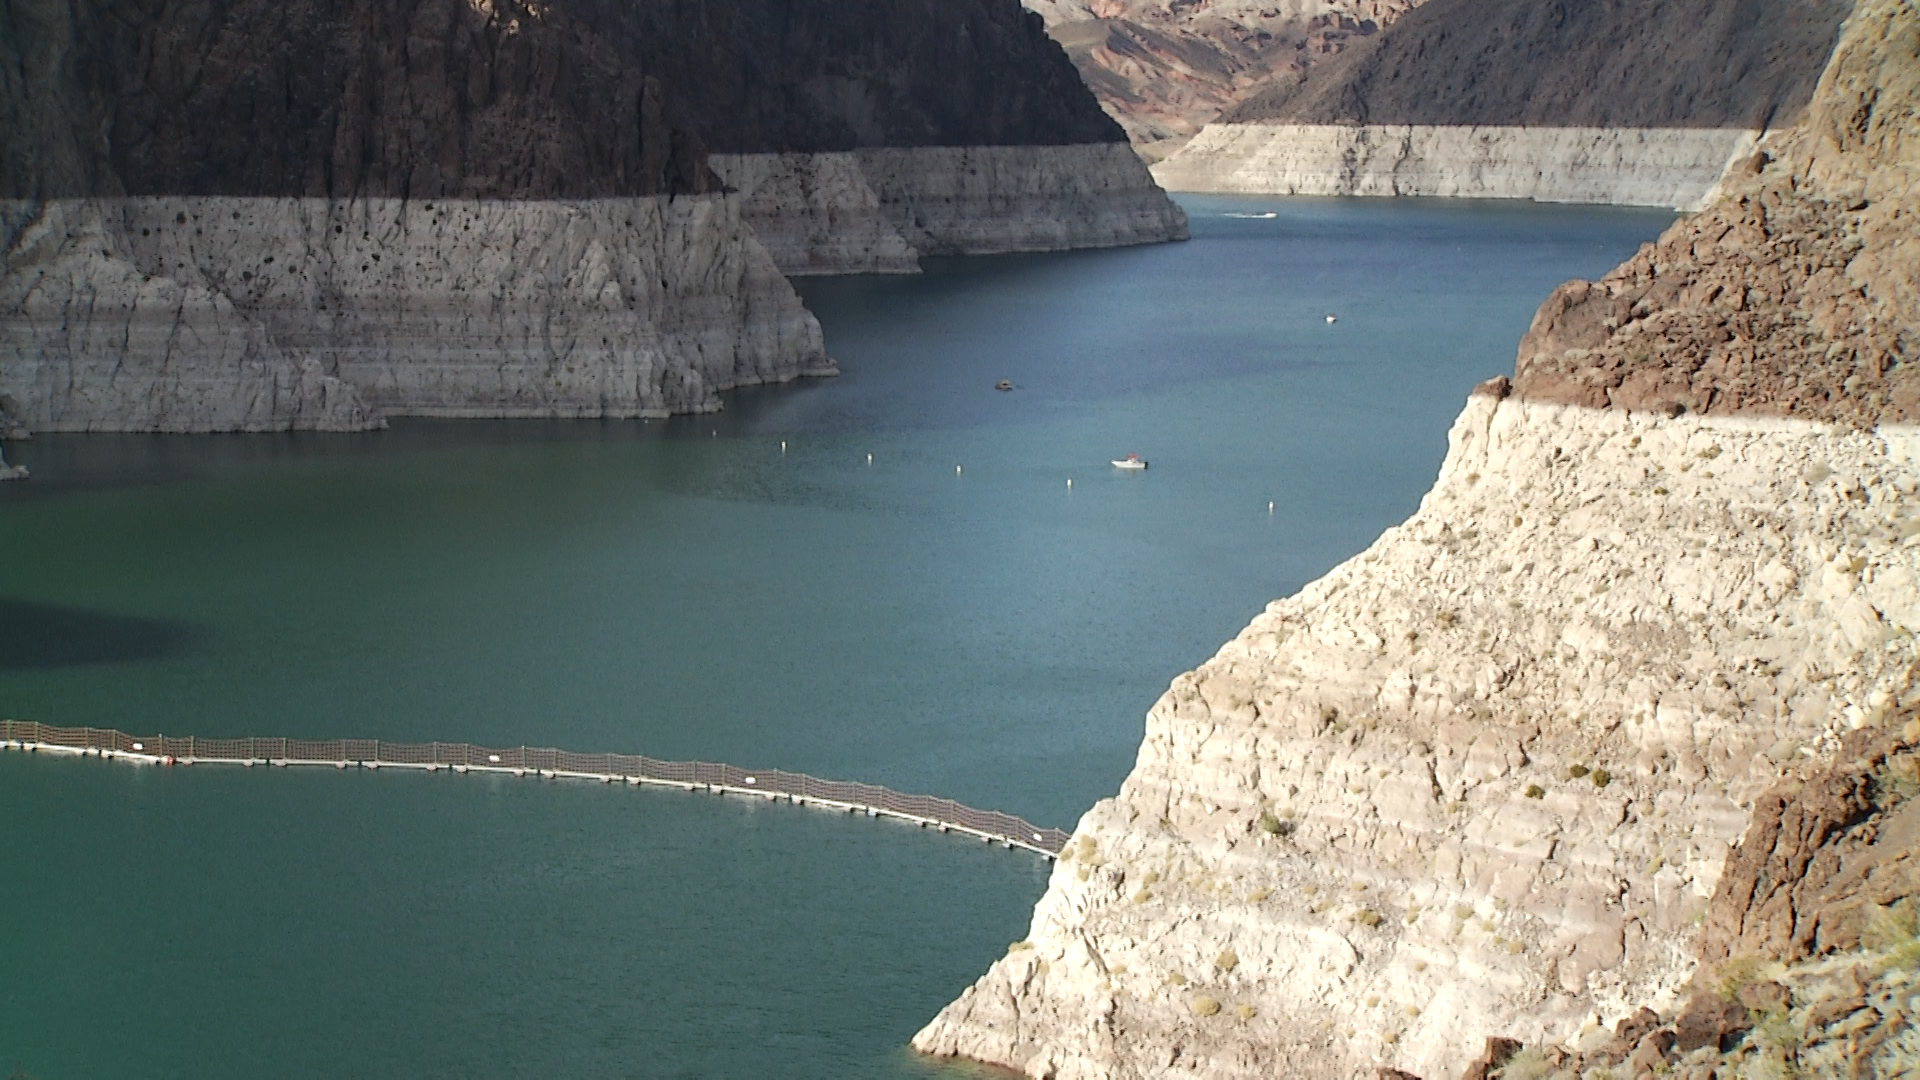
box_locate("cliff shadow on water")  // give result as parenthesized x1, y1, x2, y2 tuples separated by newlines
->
(0, 598, 200, 670)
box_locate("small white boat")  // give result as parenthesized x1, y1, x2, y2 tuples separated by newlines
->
(1112, 453, 1148, 471)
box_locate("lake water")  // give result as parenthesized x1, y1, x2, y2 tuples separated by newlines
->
(0, 195, 1674, 1078)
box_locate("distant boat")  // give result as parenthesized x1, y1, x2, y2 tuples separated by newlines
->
(1225, 212, 1278, 219)
(1325, 314, 1338, 324)
(1112, 453, 1148, 471)
(995, 380, 1014, 391)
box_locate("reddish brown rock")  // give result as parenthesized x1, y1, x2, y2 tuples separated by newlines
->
(1459, 1036, 1522, 1080)
(1698, 723, 1920, 967)
(1509, 0, 1920, 427)
(1673, 991, 1750, 1053)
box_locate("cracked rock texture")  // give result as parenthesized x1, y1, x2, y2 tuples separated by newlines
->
(916, 2, 1919, 1077)
(1151, 0, 1849, 199)
(915, 394, 1920, 1079)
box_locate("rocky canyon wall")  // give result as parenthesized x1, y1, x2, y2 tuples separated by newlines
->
(1151, 125, 1760, 209)
(711, 144, 1188, 274)
(0, 0, 1184, 433)
(917, 0, 1918, 1076)
(1151, 0, 1852, 205)
(1021, 0, 1424, 161)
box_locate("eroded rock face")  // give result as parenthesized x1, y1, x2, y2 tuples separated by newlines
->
(1023, 0, 1420, 158)
(1513, 0, 1919, 426)
(1151, 0, 1851, 199)
(2, 0, 1182, 433)
(1463, 719, 1920, 1080)
(917, 2, 1919, 1077)
(711, 144, 1189, 275)
(1150, 125, 1760, 207)
(915, 395, 1920, 1079)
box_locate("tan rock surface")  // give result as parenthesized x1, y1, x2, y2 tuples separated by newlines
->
(917, 2, 1920, 1077)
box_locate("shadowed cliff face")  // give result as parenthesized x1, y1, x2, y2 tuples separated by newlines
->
(1223, 0, 1851, 128)
(1, 0, 717, 202)
(1, 0, 1123, 204)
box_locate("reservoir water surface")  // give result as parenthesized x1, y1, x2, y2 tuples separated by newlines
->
(0, 196, 1674, 1078)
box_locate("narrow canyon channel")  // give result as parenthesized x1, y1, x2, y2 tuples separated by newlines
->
(0, 196, 1675, 1079)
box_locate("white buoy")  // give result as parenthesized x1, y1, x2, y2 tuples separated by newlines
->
(780, 441, 786, 453)
(1269, 500, 1275, 513)
(1325, 314, 1338, 324)
(867, 453, 873, 465)
(956, 464, 963, 475)
(1066, 478, 1073, 488)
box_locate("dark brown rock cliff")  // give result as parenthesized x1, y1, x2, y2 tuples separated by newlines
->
(1224, 0, 1850, 128)
(2, 0, 1124, 204)
(1510, 0, 1919, 426)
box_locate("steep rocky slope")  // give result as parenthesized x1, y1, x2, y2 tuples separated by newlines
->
(1, 0, 1184, 433)
(1151, 0, 1851, 205)
(1022, 0, 1421, 161)
(916, 1, 1917, 1076)
(1469, 717, 1919, 1080)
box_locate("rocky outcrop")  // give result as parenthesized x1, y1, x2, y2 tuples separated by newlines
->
(1151, 0, 1851, 201)
(916, 2, 1918, 1077)
(1513, 0, 1920, 426)
(713, 145, 1189, 274)
(1023, 0, 1422, 160)
(1150, 125, 1759, 209)
(1454, 718, 1920, 1080)
(2, 0, 1183, 433)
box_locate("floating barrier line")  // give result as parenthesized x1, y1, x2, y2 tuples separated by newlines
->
(0, 720, 1069, 859)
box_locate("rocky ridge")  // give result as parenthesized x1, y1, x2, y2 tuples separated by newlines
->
(915, 1, 1918, 1076)
(1150, 0, 1851, 203)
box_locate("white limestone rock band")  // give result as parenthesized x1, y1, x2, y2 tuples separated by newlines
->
(712, 144, 1191, 275)
(913, 393, 1920, 1079)
(1151, 125, 1764, 210)
(1, 193, 832, 433)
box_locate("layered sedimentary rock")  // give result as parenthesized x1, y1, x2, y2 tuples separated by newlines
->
(711, 144, 1189, 273)
(1151, 125, 1760, 209)
(918, 1, 1917, 1076)
(4, 195, 821, 430)
(1022, 0, 1422, 160)
(1151, 0, 1851, 204)
(2, 0, 1184, 431)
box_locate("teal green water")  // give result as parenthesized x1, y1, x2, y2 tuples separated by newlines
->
(0, 196, 1674, 1078)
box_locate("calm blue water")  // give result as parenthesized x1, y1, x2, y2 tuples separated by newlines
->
(0, 195, 1673, 1078)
